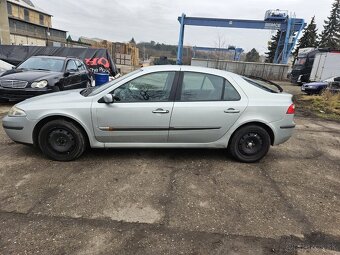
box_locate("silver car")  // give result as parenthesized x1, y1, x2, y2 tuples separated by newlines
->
(2, 66, 295, 163)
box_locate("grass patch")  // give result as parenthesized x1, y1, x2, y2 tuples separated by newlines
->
(298, 91, 340, 121)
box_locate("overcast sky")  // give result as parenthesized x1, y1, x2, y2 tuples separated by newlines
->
(33, 0, 332, 54)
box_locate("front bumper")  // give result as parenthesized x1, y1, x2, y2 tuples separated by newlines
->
(2, 115, 35, 144)
(0, 87, 54, 102)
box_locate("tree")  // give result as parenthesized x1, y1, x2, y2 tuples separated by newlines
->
(129, 37, 136, 44)
(265, 30, 281, 63)
(293, 16, 318, 59)
(319, 0, 340, 49)
(245, 48, 260, 62)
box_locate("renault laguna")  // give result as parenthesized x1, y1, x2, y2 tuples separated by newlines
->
(2, 66, 295, 163)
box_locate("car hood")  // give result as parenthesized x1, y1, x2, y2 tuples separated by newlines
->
(17, 89, 85, 108)
(0, 69, 62, 82)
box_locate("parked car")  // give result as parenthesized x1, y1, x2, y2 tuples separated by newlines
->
(301, 76, 338, 95)
(2, 66, 295, 163)
(0, 56, 91, 102)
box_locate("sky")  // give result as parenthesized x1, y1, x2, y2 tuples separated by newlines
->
(33, 0, 332, 54)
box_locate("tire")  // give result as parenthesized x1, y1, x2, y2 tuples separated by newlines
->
(229, 125, 271, 163)
(38, 119, 86, 161)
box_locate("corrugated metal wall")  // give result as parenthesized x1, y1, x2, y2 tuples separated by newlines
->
(191, 58, 289, 81)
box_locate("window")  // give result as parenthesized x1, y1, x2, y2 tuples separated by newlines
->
(180, 72, 224, 101)
(76, 60, 86, 71)
(7, 3, 12, 15)
(17, 57, 65, 72)
(113, 72, 175, 102)
(39, 14, 44, 25)
(224, 80, 241, 101)
(66, 60, 78, 72)
(24, 9, 29, 22)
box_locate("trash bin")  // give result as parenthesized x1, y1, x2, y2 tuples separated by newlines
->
(94, 73, 109, 86)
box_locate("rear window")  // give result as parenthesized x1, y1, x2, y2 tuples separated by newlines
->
(243, 77, 278, 93)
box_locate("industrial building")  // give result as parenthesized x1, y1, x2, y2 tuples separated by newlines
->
(0, 0, 66, 46)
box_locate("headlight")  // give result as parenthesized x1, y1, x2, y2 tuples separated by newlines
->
(8, 106, 26, 117)
(31, 80, 48, 88)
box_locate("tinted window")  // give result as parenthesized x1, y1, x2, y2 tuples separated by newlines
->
(7, 3, 12, 15)
(76, 60, 86, 70)
(113, 72, 175, 102)
(180, 72, 223, 101)
(224, 80, 241, 101)
(66, 60, 78, 71)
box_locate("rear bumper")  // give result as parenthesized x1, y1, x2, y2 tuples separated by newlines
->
(270, 116, 295, 145)
(0, 87, 54, 102)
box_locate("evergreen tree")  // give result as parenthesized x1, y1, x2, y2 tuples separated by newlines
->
(293, 16, 318, 58)
(245, 48, 260, 62)
(319, 0, 340, 49)
(265, 30, 281, 63)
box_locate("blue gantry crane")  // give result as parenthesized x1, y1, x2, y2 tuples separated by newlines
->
(176, 11, 305, 65)
(192, 46, 244, 61)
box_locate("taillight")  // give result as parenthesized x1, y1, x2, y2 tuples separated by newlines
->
(286, 104, 295, 114)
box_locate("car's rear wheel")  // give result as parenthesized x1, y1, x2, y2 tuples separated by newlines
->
(38, 119, 86, 161)
(229, 125, 271, 163)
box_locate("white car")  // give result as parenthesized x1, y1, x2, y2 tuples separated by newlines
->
(3, 65, 295, 163)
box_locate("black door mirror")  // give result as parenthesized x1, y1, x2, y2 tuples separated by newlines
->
(64, 71, 70, 77)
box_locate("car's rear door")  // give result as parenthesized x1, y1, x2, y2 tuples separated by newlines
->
(169, 71, 248, 143)
(92, 70, 179, 143)
(76, 60, 89, 87)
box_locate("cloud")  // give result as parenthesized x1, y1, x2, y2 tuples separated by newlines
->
(33, 0, 332, 53)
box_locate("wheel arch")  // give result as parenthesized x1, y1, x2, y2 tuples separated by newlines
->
(32, 115, 90, 148)
(228, 121, 275, 147)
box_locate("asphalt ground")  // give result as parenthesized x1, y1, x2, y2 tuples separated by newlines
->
(0, 83, 339, 255)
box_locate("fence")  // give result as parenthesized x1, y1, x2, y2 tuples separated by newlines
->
(191, 58, 290, 81)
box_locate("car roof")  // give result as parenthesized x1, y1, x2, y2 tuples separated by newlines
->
(30, 56, 82, 61)
(140, 65, 239, 78)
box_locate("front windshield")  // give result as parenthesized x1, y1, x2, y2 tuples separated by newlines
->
(81, 69, 142, 97)
(295, 57, 306, 66)
(17, 57, 64, 72)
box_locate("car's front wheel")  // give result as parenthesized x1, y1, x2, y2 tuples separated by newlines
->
(229, 125, 271, 163)
(38, 119, 86, 161)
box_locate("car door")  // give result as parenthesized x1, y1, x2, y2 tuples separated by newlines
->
(64, 60, 81, 89)
(92, 71, 178, 143)
(168, 71, 248, 143)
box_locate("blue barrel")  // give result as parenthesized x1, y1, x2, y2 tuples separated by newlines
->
(94, 73, 109, 86)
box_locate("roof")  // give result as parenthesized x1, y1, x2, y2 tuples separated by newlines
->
(7, 0, 51, 16)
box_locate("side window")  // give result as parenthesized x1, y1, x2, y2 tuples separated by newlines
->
(114, 72, 175, 102)
(224, 79, 241, 101)
(180, 72, 223, 101)
(66, 60, 78, 72)
(76, 60, 85, 71)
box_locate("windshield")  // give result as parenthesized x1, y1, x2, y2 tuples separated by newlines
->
(243, 77, 280, 93)
(295, 57, 306, 66)
(81, 69, 142, 97)
(17, 57, 65, 72)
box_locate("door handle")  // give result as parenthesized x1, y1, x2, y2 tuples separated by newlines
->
(224, 108, 240, 114)
(152, 109, 169, 114)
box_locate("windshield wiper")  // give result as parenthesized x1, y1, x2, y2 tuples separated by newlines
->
(34, 68, 51, 71)
(246, 75, 283, 93)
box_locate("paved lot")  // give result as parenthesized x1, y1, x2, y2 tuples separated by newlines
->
(0, 83, 339, 254)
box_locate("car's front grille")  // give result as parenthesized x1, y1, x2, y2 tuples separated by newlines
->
(0, 80, 28, 89)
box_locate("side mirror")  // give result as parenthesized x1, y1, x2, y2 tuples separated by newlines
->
(103, 94, 114, 104)
(64, 71, 70, 77)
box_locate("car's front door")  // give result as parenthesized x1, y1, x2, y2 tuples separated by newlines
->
(64, 60, 81, 89)
(75, 60, 89, 87)
(169, 71, 248, 143)
(92, 71, 178, 143)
